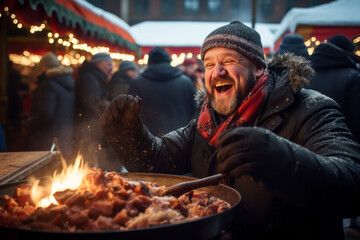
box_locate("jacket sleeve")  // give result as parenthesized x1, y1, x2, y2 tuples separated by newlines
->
(275, 91, 360, 217)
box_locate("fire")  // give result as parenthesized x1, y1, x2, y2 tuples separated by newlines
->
(31, 154, 89, 208)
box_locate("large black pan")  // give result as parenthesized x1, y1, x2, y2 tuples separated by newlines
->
(0, 172, 241, 240)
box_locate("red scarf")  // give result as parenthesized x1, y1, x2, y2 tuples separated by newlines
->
(197, 74, 268, 146)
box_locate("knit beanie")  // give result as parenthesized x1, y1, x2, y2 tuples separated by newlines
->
(277, 34, 308, 58)
(327, 34, 354, 52)
(200, 20, 266, 68)
(38, 52, 61, 69)
(91, 53, 113, 63)
(148, 47, 171, 65)
(119, 61, 136, 71)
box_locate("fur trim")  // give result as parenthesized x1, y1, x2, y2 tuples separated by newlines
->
(266, 52, 314, 93)
(45, 66, 73, 78)
(195, 89, 207, 105)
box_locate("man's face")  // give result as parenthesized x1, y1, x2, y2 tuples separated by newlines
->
(126, 69, 139, 80)
(95, 60, 114, 79)
(203, 47, 264, 116)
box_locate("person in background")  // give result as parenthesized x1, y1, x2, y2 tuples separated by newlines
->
(0, 123, 6, 152)
(26, 52, 74, 159)
(307, 35, 360, 239)
(180, 58, 206, 90)
(193, 59, 205, 90)
(108, 60, 139, 99)
(74, 52, 119, 170)
(127, 47, 197, 137)
(276, 33, 309, 58)
(6, 58, 23, 131)
(180, 58, 197, 79)
(101, 21, 360, 239)
(308, 34, 360, 143)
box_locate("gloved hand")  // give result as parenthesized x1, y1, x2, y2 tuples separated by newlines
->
(216, 127, 297, 188)
(100, 94, 142, 141)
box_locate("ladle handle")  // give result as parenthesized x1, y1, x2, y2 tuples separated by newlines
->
(164, 173, 227, 197)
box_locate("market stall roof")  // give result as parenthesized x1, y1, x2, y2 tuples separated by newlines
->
(3, 0, 140, 55)
(130, 21, 279, 55)
(273, 0, 360, 49)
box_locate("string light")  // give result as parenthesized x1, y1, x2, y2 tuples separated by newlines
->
(4, 6, 136, 65)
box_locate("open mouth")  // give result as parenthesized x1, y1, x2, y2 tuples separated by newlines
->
(215, 82, 234, 94)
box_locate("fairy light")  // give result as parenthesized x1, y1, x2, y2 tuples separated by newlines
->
(3, 7, 136, 66)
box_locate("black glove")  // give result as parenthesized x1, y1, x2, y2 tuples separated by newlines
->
(216, 127, 297, 188)
(100, 94, 142, 144)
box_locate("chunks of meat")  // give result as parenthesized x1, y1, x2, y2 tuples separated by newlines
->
(0, 168, 231, 232)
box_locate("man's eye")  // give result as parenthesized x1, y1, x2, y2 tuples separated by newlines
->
(224, 59, 236, 64)
(205, 63, 214, 68)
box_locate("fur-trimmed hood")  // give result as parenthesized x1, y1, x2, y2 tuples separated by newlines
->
(195, 52, 314, 104)
(267, 52, 314, 93)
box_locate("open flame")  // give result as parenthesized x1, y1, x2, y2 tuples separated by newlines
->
(31, 154, 89, 208)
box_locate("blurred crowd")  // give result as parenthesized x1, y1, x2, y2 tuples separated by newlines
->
(2, 47, 204, 171)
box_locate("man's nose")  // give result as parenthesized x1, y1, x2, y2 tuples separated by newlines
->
(212, 64, 226, 78)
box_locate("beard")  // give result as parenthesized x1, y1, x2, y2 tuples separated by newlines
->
(206, 73, 257, 116)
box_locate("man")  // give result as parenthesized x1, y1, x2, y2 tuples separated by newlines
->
(101, 21, 360, 239)
(308, 34, 360, 143)
(127, 47, 197, 137)
(276, 33, 309, 58)
(181, 58, 205, 90)
(27, 52, 74, 159)
(108, 60, 139, 99)
(74, 52, 119, 170)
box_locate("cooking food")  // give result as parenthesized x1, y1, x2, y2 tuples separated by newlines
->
(0, 168, 231, 232)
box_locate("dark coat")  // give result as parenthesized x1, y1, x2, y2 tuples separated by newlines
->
(107, 53, 360, 240)
(28, 66, 74, 158)
(108, 70, 133, 99)
(74, 61, 111, 167)
(74, 61, 110, 123)
(128, 62, 197, 136)
(308, 43, 360, 143)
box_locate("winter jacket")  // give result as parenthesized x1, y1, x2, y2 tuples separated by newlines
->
(28, 66, 74, 158)
(308, 43, 360, 143)
(128, 62, 197, 136)
(107, 53, 360, 239)
(74, 60, 110, 124)
(108, 70, 133, 99)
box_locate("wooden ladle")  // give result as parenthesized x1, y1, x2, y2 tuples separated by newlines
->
(164, 173, 228, 197)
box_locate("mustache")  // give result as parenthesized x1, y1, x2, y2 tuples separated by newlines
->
(210, 76, 235, 88)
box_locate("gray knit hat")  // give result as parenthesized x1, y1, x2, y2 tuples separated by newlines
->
(91, 53, 113, 63)
(200, 20, 266, 68)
